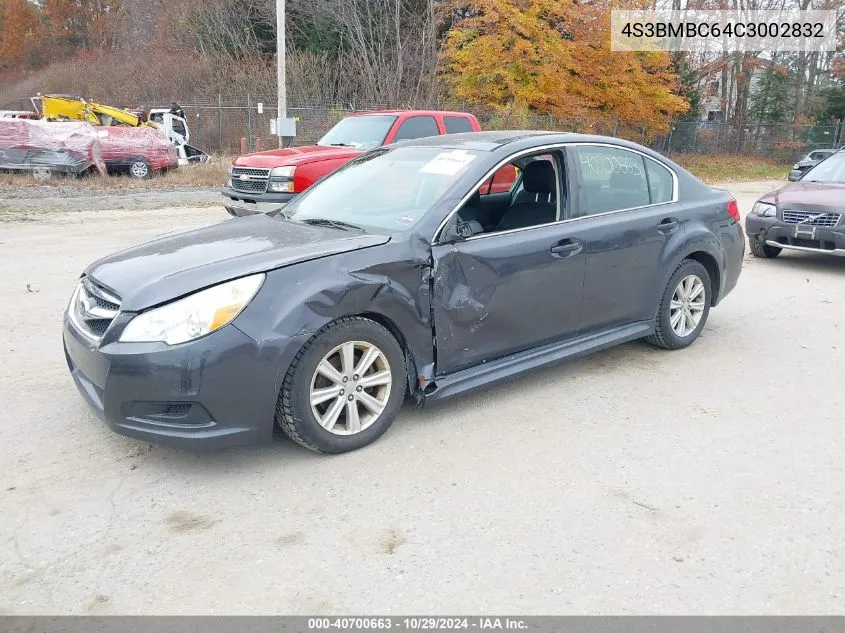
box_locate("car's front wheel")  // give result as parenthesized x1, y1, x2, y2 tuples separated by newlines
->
(749, 239, 781, 258)
(276, 316, 406, 453)
(646, 259, 712, 350)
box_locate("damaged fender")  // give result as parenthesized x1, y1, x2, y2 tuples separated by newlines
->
(234, 236, 436, 397)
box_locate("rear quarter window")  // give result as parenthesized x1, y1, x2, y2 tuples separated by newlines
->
(645, 157, 674, 203)
(444, 116, 474, 134)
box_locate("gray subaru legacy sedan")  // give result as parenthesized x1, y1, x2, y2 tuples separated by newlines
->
(63, 132, 744, 454)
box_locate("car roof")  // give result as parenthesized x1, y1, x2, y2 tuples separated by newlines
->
(386, 130, 562, 151)
(389, 130, 681, 153)
(348, 110, 477, 118)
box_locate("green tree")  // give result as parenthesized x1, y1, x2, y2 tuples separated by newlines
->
(748, 64, 791, 124)
(811, 84, 845, 122)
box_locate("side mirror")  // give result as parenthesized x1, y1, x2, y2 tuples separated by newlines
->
(442, 221, 481, 243)
(787, 171, 801, 182)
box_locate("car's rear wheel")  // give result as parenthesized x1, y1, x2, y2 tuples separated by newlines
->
(276, 316, 406, 453)
(129, 159, 151, 179)
(31, 167, 52, 180)
(646, 259, 711, 350)
(749, 239, 781, 258)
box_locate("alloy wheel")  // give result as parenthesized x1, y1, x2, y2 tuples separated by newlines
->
(309, 341, 392, 435)
(670, 274, 706, 337)
(130, 161, 149, 178)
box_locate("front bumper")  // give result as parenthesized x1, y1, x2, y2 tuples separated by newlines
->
(63, 314, 305, 450)
(745, 214, 845, 256)
(221, 186, 297, 217)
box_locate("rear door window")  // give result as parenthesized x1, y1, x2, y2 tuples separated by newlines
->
(571, 146, 650, 216)
(393, 116, 439, 142)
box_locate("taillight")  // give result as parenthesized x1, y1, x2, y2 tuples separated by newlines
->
(727, 199, 740, 222)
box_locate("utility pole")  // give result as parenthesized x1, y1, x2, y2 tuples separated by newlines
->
(276, 0, 286, 148)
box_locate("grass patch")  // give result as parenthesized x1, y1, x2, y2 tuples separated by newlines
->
(673, 153, 790, 183)
(0, 154, 232, 191)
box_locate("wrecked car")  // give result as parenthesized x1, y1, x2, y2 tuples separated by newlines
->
(63, 131, 744, 454)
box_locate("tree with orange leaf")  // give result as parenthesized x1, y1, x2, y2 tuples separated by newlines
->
(42, 0, 119, 55)
(440, 0, 688, 133)
(0, 0, 41, 70)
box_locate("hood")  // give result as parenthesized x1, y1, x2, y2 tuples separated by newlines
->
(233, 145, 363, 168)
(85, 214, 390, 311)
(759, 181, 845, 210)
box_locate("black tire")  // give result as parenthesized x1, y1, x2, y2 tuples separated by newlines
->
(646, 259, 712, 350)
(276, 316, 407, 454)
(128, 159, 151, 179)
(31, 167, 52, 181)
(749, 239, 781, 258)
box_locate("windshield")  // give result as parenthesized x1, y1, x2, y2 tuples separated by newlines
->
(802, 152, 845, 184)
(317, 115, 397, 150)
(283, 146, 482, 232)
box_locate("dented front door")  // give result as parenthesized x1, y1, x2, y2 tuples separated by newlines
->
(430, 224, 586, 375)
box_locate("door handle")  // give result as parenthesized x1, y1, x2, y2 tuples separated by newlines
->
(657, 218, 679, 234)
(550, 239, 582, 257)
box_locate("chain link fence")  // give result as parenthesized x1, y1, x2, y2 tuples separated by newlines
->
(180, 98, 845, 162)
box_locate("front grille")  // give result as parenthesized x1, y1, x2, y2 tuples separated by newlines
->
(231, 167, 269, 195)
(782, 210, 842, 227)
(71, 278, 120, 341)
(231, 167, 270, 178)
(231, 179, 268, 194)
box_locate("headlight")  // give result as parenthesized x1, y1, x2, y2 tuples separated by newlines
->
(227, 164, 234, 175)
(120, 274, 264, 345)
(792, 164, 800, 169)
(751, 202, 776, 217)
(270, 166, 295, 178)
(268, 166, 296, 193)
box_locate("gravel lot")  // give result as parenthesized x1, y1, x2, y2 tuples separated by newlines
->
(0, 185, 222, 214)
(1, 181, 843, 615)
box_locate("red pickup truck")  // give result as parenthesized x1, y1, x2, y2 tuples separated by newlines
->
(223, 109, 489, 216)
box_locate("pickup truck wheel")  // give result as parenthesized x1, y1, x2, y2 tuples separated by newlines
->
(276, 317, 406, 454)
(128, 160, 151, 179)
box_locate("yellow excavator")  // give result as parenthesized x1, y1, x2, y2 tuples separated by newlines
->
(40, 94, 147, 127)
(36, 94, 207, 164)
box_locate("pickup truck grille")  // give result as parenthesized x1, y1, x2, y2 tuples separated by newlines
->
(782, 210, 842, 227)
(70, 278, 121, 341)
(231, 167, 269, 194)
